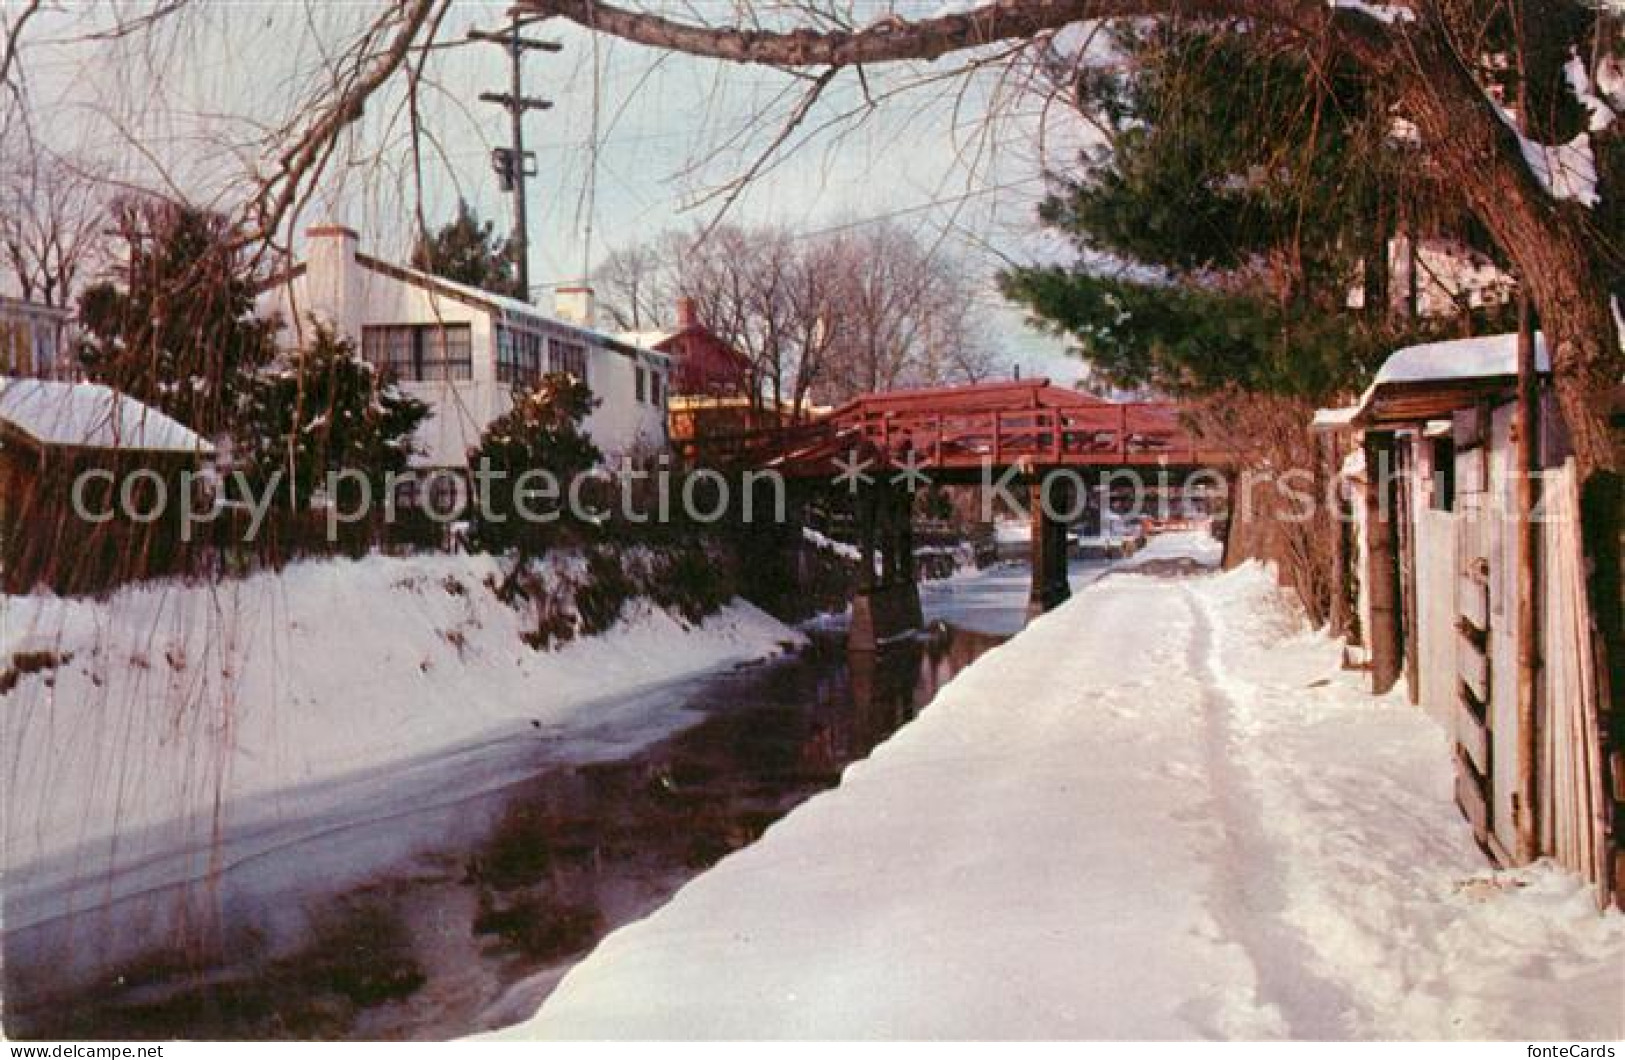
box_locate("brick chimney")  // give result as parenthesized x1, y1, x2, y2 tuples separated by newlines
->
(676, 295, 697, 329)
(554, 285, 596, 328)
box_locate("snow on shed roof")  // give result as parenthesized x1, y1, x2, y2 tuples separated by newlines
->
(1373, 331, 1549, 386)
(0, 378, 214, 455)
(1340, 331, 1551, 428)
(1310, 405, 1360, 430)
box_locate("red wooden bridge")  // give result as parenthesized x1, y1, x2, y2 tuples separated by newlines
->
(682, 379, 1231, 651)
(682, 378, 1230, 481)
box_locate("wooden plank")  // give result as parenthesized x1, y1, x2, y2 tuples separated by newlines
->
(1455, 749, 1492, 841)
(1453, 405, 1486, 449)
(1457, 694, 1491, 776)
(1458, 570, 1490, 631)
(1458, 633, 1490, 703)
(1457, 448, 1487, 495)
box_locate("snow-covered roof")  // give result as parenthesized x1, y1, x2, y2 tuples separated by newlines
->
(1342, 331, 1550, 428)
(1373, 332, 1549, 387)
(351, 253, 660, 359)
(0, 378, 214, 455)
(617, 329, 677, 350)
(1310, 405, 1360, 430)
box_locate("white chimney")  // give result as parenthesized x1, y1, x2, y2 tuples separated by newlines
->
(303, 223, 362, 336)
(553, 285, 596, 329)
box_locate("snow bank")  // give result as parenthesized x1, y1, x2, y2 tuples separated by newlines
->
(1, 552, 801, 876)
(1114, 526, 1223, 570)
(992, 519, 1031, 545)
(487, 539, 1623, 1040)
(800, 526, 860, 562)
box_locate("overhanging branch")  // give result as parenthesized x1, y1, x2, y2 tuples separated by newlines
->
(513, 0, 1366, 68)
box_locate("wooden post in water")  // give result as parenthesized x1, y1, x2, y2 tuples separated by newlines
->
(849, 479, 922, 652)
(1028, 469, 1073, 619)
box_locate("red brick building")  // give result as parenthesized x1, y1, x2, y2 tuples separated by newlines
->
(621, 297, 780, 450)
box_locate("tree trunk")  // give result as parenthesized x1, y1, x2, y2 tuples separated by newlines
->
(1391, 18, 1621, 478)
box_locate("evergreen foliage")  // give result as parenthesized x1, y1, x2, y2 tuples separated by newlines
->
(77, 198, 277, 435)
(1000, 23, 1447, 402)
(410, 198, 526, 301)
(466, 374, 601, 557)
(233, 322, 430, 513)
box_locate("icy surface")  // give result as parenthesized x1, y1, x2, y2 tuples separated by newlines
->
(0, 377, 213, 453)
(487, 535, 1625, 1040)
(1, 552, 801, 879)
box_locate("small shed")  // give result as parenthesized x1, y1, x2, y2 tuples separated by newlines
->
(0, 378, 215, 594)
(1316, 332, 1618, 905)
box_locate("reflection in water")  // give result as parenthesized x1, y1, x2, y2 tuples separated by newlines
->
(10, 621, 1004, 1041)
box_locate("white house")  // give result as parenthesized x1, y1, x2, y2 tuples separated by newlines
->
(256, 225, 670, 471)
(0, 295, 73, 380)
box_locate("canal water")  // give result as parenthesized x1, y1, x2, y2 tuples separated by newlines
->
(4, 560, 1105, 1041)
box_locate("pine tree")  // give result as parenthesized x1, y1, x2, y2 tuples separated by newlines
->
(77, 197, 277, 436)
(410, 198, 526, 301)
(996, 22, 1503, 622)
(233, 322, 430, 515)
(466, 374, 601, 559)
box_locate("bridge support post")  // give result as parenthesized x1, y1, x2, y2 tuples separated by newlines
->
(849, 480, 923, 653)
(1028, 469, 1074, 619)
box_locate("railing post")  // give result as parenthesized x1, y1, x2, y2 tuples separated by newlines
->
(1117, 404, 1128, 458)
(992, 411, 1001, 465)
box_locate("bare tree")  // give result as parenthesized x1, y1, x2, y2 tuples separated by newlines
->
(818, 220, 995, 400)
(9, 1, 1612, 476)
(0, 155, 106, 308)
(600, 219, 1001, 410)
(595, 235, 684, 332)
(498, 0, 1620, 483)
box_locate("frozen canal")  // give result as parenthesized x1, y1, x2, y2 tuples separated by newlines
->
(4, 559, 1098, 1040)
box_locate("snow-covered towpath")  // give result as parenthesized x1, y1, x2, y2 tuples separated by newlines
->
(488, 534, 1625, 1040)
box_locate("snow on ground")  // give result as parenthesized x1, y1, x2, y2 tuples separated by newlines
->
(487, 532, 1624, 1040)
(992, 518, 1031, 545)
(800, 526, 860, 562)
(1, 552, 801, 878)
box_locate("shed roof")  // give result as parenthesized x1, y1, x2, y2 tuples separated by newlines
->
(0, 378, 214, 455)
(1314, 332, 1550, 430)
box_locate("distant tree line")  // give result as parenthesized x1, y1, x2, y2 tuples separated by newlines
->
(595, 220, 1002, 414)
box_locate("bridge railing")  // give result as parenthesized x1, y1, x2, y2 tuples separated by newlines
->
(843, 403, 1200, 467)
(678, 402, 1223, 473)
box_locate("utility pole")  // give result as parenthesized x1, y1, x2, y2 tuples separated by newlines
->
(469, 14, 559, 303)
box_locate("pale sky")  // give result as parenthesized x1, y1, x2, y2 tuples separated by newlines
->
(7, 1, 1097, 384)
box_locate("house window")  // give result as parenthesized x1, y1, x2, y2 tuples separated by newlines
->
(362, 323, 473, 382)
(635, 366, 647, 403)
(1430, 436, 1455, 512)
(549, 338, 589, 384)
(650, 370, 663, 407)
(496, 325, 545, 388)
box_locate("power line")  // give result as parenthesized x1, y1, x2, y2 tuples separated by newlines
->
(784, 176, 1049, 241)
